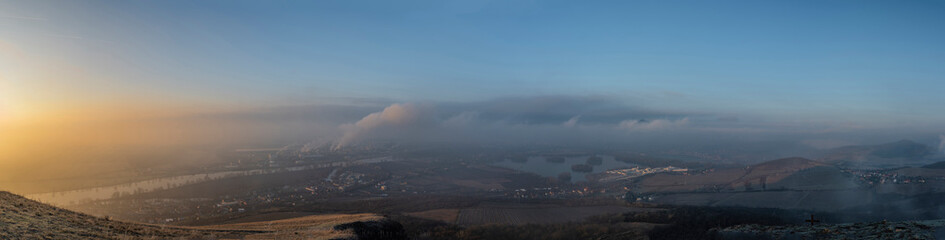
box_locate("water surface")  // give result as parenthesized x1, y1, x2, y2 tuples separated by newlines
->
(493, 155, 635, 182)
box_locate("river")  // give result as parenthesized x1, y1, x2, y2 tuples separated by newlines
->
(27, 156, 394, 206)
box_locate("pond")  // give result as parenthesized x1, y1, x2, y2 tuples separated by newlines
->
(492, 155, 635, 183)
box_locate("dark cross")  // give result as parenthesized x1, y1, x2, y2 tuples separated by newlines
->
(805, 214, 820, 226)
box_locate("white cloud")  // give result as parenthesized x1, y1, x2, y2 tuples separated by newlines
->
(618, 118, 690, 131)
(562, 115, 581, 127)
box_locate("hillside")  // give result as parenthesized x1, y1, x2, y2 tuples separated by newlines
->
(635, 157, 831, 193)
(870, 140, 934, 158)
(0, 191, 221, 239)
(923, 160, 945, 169)
(0, 191, 404, 239)
(765, 166, 858, 191)
(742, 157, 827, 184)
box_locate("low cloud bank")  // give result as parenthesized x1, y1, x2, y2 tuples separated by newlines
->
(326, 95, 937, 152)
(331, 96, 709, 149)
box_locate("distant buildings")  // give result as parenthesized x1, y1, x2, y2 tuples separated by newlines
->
(595, 166, 688, 182)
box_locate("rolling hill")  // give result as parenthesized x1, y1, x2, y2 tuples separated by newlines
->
(634, 157, 841, 193)
(922, 160, 945, 169)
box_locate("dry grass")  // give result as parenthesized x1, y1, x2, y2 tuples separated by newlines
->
(1, 191, 222, 239)
(1, 191, 388, 240)
(196, 213, 385, 239)
(201, 213, 383, 231)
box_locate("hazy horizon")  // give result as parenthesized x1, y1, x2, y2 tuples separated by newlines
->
(2, 0, 945, 194)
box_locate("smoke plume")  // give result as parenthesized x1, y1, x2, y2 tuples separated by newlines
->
(334, 103, 435, 150)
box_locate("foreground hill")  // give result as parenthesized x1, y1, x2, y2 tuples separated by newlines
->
(0, 191, 404, 239)
(0, 191, 219, 239)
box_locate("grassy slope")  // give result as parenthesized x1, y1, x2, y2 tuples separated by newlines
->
(0, 191, 389, 239)
(0, 191, 228, 239)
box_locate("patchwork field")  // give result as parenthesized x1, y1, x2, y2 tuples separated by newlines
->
(635, 158, 855, 193)
(635, 168, 747, 192)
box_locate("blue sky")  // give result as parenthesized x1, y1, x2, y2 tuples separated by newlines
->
(4, 1, 945, 183)
(2, 0, 944, 125)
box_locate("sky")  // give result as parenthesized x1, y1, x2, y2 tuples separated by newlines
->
(1, 1, 945, 191)
(2, 0, 944, 119)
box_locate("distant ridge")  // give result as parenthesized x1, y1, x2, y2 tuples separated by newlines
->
(869, 140, 933, 158)
(922, 161, 945, 169)
(828, 140, 933, 159)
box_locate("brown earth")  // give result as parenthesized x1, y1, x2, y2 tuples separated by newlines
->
(404, 208, 460, 223)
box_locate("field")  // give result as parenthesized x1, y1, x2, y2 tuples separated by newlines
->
(635, 168, 747, 192)
(766, 166, 858, 190)
(199, 213, 386, 239)
(215, 211, 323, 224)
(651, 190, 874, 211)
(453, 203, 649, 226)
(634, 158, 849, 193)
(405, 209, 460, 223)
